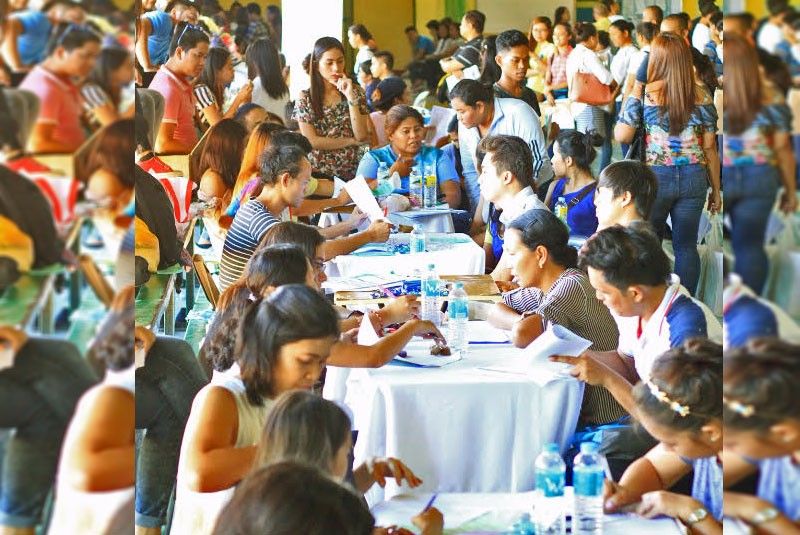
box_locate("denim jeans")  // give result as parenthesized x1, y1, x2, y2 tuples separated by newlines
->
(723, 164, 780, 295)
(0, 338, 97, 528)
(649, 164, 710, 295)
(135, 337, 208, 528)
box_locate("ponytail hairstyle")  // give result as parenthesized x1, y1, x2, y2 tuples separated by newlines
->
(236, 285, 339, 405)
(308, 37, 346, 120)
(633, 338, 722, 433)
(723, 338, 800, 432)
(554, 129, 603, 173)
(574, 22, 597, 44)
(255, 390, 351, 474)
(508, 208, 578, 268)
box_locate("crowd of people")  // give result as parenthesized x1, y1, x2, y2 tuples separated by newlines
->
(0, 0, 798, 533)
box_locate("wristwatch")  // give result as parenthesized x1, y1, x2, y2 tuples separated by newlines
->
(751, 506, 780, 525)
(685, 507, 708, 524)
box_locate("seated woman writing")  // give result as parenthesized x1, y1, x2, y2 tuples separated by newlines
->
(356, 105, 462, 210)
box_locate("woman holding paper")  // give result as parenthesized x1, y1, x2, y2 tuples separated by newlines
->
(487, 209, 630, 473)
(356, 105, 462, 209)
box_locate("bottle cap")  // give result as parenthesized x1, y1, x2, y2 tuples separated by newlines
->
(454, 282, 464, 289)
(544, 443, 559, 453)
(428, 263, 435, 270)
(558, 196, 566, 202)
(580, 442, 599, 454)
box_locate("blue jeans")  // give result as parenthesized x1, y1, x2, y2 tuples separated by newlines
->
(723, 164, 780, 295)
(0, 338, 97, 528)
(135, 337, 208, 528)
(649, 164, 709, 295)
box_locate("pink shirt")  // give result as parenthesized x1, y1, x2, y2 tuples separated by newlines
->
(148, 66, 198, 151)
(20, 66, 85, 151)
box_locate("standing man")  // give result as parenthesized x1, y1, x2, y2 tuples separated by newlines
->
(439, 10, 485, 75)
(493, 29, 541, 116)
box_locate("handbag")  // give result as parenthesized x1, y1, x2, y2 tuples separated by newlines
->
(573, 71, 612, 106)
(624, 82, 646, 161)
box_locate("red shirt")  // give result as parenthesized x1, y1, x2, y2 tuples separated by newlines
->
(19, 65, 86, 151)
(148, 66, 198, 151)
(4, 156, 52, 175)
(137, 155, 175, 175)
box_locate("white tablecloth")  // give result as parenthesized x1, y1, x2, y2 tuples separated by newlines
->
(342, 342, 584, 505)
(318, 209, 454, 233)
(371, 491, 683, 534)
(327, 233, 485, 278)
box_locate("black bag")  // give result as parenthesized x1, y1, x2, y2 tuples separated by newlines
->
(134, 166, 182, 270)
(624, 83, 646, 162)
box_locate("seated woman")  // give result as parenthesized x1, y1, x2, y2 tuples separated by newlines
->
(356, 105, 462, 209)
(214, 462, 442, 535)
(196, 118, 248, 255)
(47, 287, 136, 534)
(486, 209, 629, 473)
(81, 46, 135, 130)
(544, 129, 602, 238)
(20, 23, 100, 153)
(603, 339, 723, 533)
(369, 76, 409, 147)
(721, 338, 800, 532)
(170, 285, 340, 535)
(194, 46, 253, 130)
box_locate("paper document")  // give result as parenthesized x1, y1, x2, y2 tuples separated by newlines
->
(323, 274, 404, 292)
(445, 64, 480, 92)
(358, 313, 381, 345)
(425, 106, 456, 144)
(526, 324, 592, 365)
(344, 176, 384, 222)
(371, 494, 488, 530)
(467, 321, 511, 344)
(332, 176, 347, 198)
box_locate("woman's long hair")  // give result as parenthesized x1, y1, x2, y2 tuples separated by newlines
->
(647, 32, 697, 135)
(197, 47, 232, 109)
(246, 38, 289, 100)
(308, 37, 345, 120)
(723, 33, 763, 136)
(86, 47, 131, 108)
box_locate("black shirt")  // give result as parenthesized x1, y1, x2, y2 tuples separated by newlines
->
(493, 82, 542, 117)
(453, 36, 483, 69)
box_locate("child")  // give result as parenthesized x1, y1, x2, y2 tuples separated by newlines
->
(722, 338, 800, 531)
(214, 462, 443, 535)
(603, 339, 723, 533)
(170, 285, 341, 535)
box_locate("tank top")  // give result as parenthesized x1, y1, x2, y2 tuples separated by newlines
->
(47, 367, 136, 535)
(548, 179, 599, 238)
(170, 364, 274, 535)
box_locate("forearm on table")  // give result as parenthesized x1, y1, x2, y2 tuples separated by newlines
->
(321, 230, 374, 259)
(319, 221, 354, 239)
(487, 302, 520, 330)
(618, 457, 668, 496)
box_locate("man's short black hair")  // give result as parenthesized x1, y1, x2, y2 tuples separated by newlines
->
(246, 2, 260, 15)
(578, 223, 671, 290)
(463, 10, 486, 34)
(477, 135, 534, 189)
(259, 144, 308, 187)
(404, 25, 418, 34)
(449, 79, 493, 106)
(644, 4, 664, 25)
(426, 19, 439, 30)
(373, 50, 394, 70)
(598, 161, 657, 219)
(495, 29, 529, 54)
(169, 22, 209, 56)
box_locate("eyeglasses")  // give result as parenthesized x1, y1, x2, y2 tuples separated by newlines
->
(312, 258, 326, 272)
(176, 23, 204, 47)
(55, 23, 94, 48)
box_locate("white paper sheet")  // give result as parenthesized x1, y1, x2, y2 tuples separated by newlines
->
(332, 176, 347, 198)
(371, 494, 489, 530)
(525, 324, 592, 366)
(358, 312, 381, 345)
(425, 106, 457, 144)
(467, 321, 511, 344)
(445, 65, 480, 92)
(344, 175, 385, 222)
(322, 274, 404, 292)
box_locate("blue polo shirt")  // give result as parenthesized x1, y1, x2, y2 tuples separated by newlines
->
(14, 10, 52, 66)
(355, 144, 458, 192)
(415, 35, 435, 55)
(143, 10, 173, 66)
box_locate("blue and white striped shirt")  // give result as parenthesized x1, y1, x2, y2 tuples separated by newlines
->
(218, 199, 279, 291)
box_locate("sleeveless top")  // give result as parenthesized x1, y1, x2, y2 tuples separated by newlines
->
(170, 364, 274, 535)
(47, 367, 136, 535)
(548, 179, 599, 238)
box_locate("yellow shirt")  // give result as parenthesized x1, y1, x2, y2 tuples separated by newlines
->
(527, 42, 556, 94)
(594, 18, 611, 32)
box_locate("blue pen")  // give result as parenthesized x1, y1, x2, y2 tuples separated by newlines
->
(423, 493, 438, 512)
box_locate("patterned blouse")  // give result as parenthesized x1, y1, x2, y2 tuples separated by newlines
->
(546, 45, 572, 88)
(527, 41, 556, 94)
(618, 83, 718, 167)
(292, 85, 369, 179)
(722, 86, 791, 167)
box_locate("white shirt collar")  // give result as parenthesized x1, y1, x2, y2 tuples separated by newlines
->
(499, 186, 544, 225)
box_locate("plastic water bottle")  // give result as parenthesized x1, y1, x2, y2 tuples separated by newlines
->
(534, 443, 566, 535)
(409, 166, 423, 208)
(573, 442, 605, 534)
(511, 513, 535, 534)
(421, 263, 440, 326)
(409, 224, 426, 253)
(555, 197, 569, 225)
(423, 165, 437, 208)
(447, 282, 469, 356)
(377, 161, 390, 182)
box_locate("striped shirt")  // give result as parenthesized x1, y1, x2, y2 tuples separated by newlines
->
(193, 84, 218, 111)
(218, 199, 280, 291)
(81, 83, 112, 128)
(502, 268, 627, 425)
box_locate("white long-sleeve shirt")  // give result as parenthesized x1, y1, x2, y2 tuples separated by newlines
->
(566, 43, 614, 115)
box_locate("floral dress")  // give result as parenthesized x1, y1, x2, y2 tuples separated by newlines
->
(722, 86, 791, 167)
(618, 82, 718, 167)
(292, 85, 369, 179)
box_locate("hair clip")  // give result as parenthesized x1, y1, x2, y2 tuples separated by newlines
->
(723, 396, 755, 418)
(645, 377, 690, 417)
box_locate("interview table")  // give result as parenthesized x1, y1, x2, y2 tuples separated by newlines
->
(327, 233, 485, 279)
(333, 326, 585, 506)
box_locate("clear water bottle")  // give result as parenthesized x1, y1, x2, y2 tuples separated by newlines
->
(409, 166, 423, 208)
(555, 197, 569, 226)
(409, 224, 426, 253)
(511, 513, 535, 534)
(573, 442, 605, 534)
(421, 263, 440, 326)
(534, 443, 566, 535)
(423, 165, 437, 208)
(447, 282, 469, 356)
(377, 161, 390, 182)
